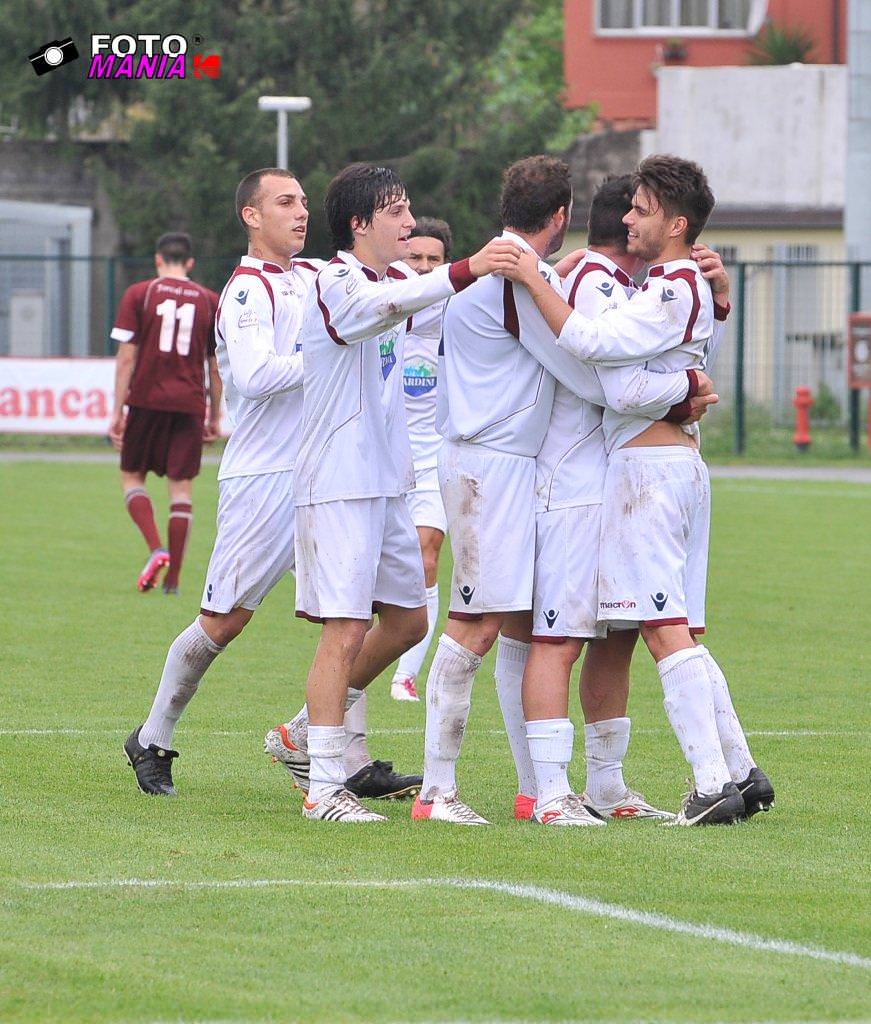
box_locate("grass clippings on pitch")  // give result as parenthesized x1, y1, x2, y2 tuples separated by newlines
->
(0, 461, 869, 1024)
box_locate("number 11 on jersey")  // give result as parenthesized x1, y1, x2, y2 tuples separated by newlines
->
(155, 299, 197, 356)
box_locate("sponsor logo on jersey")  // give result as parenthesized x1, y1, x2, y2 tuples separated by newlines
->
(651, 592, 668, 611)
(207, 584, 213, 601)
(235, 288, 249, 305)
(403, 358, 437, 397)
(597, 281, 615, 297)
(380, 334, 397, 381)
(599, 599, 637, 610)
(544, 609, 559, 628)
(86, 34, 220, 80)
(238, 308, 258, 329)
(336, 268, 350, 277)
(459, 584, 475, 605)
(661, 286, 678, 303)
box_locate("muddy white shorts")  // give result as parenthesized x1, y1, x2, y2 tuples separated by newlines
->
(439, 440, 536, 619)
(532, 504, 604, 642)
(200, 470, 295, 614)
(294, 495, 426, 621)
(406, 465, 448, 535)
(598, 446, 709, 632)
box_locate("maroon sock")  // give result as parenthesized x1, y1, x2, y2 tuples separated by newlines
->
(164, 502, 193, 588)
(125, 488, 162, 552)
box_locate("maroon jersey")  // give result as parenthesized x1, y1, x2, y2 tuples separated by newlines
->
(111, 276, 219, 415)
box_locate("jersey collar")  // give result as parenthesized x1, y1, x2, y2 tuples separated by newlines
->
(240, 254, 286, 275)
(647, 258, 698, 278)
(585, 249, 636, 289)
(334, 250, 380, 282)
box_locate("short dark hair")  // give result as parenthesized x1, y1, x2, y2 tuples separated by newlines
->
(500, 155, 572, 234)
(155, 233, 193, 264)
(632, 155, 715, 245)
(235, 167, 299, 231)
(410, 217, 452, 259)
(587, 175, 633, 250)
(325, 163, 407, 252)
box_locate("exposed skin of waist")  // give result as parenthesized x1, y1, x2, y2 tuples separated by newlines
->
(621, 420, 698, 449)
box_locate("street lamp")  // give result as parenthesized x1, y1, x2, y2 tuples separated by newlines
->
(257, 96, 312, 170)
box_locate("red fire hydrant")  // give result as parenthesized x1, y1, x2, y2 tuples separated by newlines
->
(793, 387, 813, 451)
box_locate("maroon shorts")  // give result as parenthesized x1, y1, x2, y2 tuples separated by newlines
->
(120, 406, 204, 480)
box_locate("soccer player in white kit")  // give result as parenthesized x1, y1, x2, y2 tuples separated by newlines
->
(389, 218, 453, 702)
(123, 168, 321, 793)
(503, 156, 773, 826)
(289, 164, 524, 823)
(414, 156, 703, 825)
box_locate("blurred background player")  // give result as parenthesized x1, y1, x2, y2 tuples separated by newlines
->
(390, 217, 453, 702)
(109, 233, 222, 594)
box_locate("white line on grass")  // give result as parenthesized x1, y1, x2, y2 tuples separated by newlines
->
(15, 876, 870, 970)
(0, 727, 864, 738)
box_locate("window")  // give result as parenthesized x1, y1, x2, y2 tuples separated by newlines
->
(710, 244, 739, 263)
(596, 0, 764, 34)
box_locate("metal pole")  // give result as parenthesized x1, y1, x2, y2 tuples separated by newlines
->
(277, 110, 288, 169)
(733, 263, 746, 455)
(849, 261, 862, 452)
(105, 256, 116, 356)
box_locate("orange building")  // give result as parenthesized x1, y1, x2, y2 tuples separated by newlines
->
(563, 0, 846, 126)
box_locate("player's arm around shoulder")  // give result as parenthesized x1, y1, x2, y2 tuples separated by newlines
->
(220, 274, 302, 400)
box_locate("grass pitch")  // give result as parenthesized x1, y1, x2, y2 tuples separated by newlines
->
(1, 460, 869, 1024)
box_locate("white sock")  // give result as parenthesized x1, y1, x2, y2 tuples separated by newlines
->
(584, 716, 630, 806)
(421, 635, 481, 800)
(494, 635, 537, 798)
(658, 648, 731, 795)
(307, 725, 347, 802)
(139, 620, 224, 750)
(696, 646, 756, 781)
(286, 687, 363, 753)
(343, 689, 371, 777)
(393, 585, 439, 683)
(526, 718, 573, 806)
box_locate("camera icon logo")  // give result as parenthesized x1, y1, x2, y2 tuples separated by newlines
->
(28, 37, 80, 76)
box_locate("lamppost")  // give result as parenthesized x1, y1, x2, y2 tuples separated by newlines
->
(257, 96, 312, 170)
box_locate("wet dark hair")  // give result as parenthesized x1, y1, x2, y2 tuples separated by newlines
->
(410, 217, 452, 259)
(587, 175, 633, 250)
(155, 232, 193, 264)
(632, 155, 715, 244)
(325, 163, 407, 252)
(234, 167, 299, 231)
(500, 155, 572, 233)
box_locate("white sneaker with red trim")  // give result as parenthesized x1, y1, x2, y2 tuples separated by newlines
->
(264, 723, 310, 792)
(412, 790, 490, 825)
(390, 675, 420, 702)
(532, 793, 607, 827)
(302, 788, 386, 823)
(582, 788, 675, 821)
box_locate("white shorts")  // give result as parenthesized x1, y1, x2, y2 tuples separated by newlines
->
(532, 504, 604, 642)
(201, 470, 295, 614)
(598, 446, 709, 633)
(406, 465, 447, 535)
(439, 440, 535, 618)
(294, 496, 426, 621)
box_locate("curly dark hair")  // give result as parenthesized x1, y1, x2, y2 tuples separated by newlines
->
(410, 217, 452, 260)
(632, 155, 715, 245)
(500, 155, 572, 234)
(325, 163, 407, 252)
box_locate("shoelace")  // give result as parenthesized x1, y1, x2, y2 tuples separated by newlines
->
(446, 795, 484, 822)
(334, 790, 376, 816)
(560, 794, 598, 818)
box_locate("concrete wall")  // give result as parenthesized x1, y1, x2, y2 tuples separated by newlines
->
(644, 64, 846, 207)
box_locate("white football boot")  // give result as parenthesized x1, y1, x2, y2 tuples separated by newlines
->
(302, 788, 387, 823)
(390, 674, 420, 702)
(264, 723, 310, 792)
(582, 788, 675, 821)
(532, 793, 607, 827)
(412, 790, 491, 824)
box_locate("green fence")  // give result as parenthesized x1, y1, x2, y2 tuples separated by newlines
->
(0, 255, 869, 454)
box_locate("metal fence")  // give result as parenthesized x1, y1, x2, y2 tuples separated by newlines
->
(0, 255, 869, 451)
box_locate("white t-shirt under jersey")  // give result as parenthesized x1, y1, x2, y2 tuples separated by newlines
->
(293, 251, 475, 507)
(215, 255, 324, 481)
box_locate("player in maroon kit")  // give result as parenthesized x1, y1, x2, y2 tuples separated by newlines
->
(108, 233, 222, 594)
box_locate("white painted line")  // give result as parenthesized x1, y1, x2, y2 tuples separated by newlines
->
(14, 876, 870, 970)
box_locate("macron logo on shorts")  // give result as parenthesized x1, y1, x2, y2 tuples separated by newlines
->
(459, 584, 475, 605)
(651, 592, 668, 611)
(544, 609, 559, 628)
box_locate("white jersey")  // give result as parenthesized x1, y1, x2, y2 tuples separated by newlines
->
(215, 255, 324, 481)
(293, 250, 475, 507)
(537, 253, 635, 511)
(554, 258, 719, 452)
(437, 231, 691, 460)
(403, 299, 446, 473)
